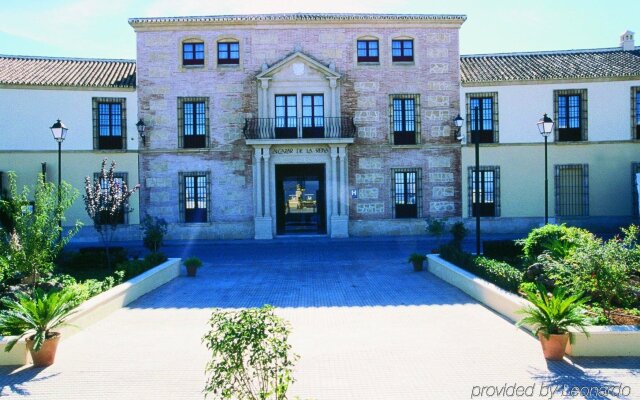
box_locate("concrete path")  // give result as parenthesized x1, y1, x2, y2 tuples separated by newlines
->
(1, 237, 639, 399)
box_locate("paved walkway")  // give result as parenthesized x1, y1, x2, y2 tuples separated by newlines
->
(1, 237, 639, 399)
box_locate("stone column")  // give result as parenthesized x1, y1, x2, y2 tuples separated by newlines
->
(339, 146, 348, 216)
(329, 78, 338, 118)
(259, 78, 270, 118)
(330, 146, 338, 216)
(254, 147, 263, 217)
(263, 148, 271, 217)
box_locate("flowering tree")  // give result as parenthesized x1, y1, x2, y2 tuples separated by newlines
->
(84, 159, 139, 268)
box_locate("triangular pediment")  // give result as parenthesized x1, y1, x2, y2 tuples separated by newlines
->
(256, 51, 340, 80)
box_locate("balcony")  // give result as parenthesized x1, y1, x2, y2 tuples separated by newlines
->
(243, 117, 356, 142)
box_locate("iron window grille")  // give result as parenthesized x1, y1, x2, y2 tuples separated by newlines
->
(392, 39, 414, 62)
(389, 94, 421, 145)
(92, 97, 126, 150)
(466, 93, 498, 143)
(632, 87, 640, 140)
(554, 89, 588, 142)
(178, 171, 210, 223)
(217, 42, 240, 65)
(275, 95, 298, 139)
(468, 166, 500, 217)
(357, 40, 379, 62)
(555, 164, 589, 217)
(92, 172, 129, 224)
(177, 97, 209, 148)
(633, 162, 640, 218)
(182, 42, 205, 66)
(391, 168, 422, 218)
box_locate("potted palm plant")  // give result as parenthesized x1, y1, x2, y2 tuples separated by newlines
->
(408, 253, 427, 272)
(516, 283, 590, 360)
(0, 289, 77, 367)
(184, 256, 203, 277)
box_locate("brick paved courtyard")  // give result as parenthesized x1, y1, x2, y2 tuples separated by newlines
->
(1, 237, 639, 399)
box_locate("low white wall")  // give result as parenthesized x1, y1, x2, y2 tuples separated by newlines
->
(0, 258, 181, 366)
(427, 254, 640, 357)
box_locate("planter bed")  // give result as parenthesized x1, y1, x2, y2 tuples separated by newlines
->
(427, 254, 640, 357)
(0, 258, 181, 366)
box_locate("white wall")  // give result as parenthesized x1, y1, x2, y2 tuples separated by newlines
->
(461, 79, 638, 144)
(0, 87, 138, 151)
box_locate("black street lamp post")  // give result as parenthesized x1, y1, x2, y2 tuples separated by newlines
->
(50, 119, 68, 230)
(472, 107, 481, 255)
(537, 114, 554, 224)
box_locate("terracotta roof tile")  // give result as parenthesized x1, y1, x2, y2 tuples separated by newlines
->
(0, 55, 136, 88)
(461, 48, 640, 84)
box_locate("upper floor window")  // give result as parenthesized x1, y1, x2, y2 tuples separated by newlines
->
(468, 166, 500, 217)
(554, 89, 587, 142)
(555, 164, 589, 217)
(218, 41, 239, 65)
(179, 171, 210, 223)
(182, 42, 204, 66)
(357, 40, 379, 63)
(178, 97, 209, 149)
(390, 94, 421, 145)
(92, 97, 126, 150)
(275, 94, 297, 139)
(302, 94, 325, 138)
(392, 39, 414, 62)
(632, 87, 640, 140)
(392, 168, 422, 218)
(466, 93, 498, 143)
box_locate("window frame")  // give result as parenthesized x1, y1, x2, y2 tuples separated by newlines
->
(468, 166, 500, 217)
(179, 171, 210, 223)
(301, 94, 325, 138)
(465, 92, 499, 143)
(177, 97, 209, 149)
(554, 164, 589, 217)
(392, 39, 414, 62)
(632, 87, 640, 140)
(357, 39, 379, 63)
(389, 94, 421, 145)
(92, 97, 126, 150)
(554, 89, 588, 142)
(182, 42, 205, 66)
(92, 172, 129, 225)
(391, 168, 422, 219)
(217, 41, 240, 65)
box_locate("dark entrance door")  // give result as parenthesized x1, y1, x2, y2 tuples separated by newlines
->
(276, 164, 326, 235)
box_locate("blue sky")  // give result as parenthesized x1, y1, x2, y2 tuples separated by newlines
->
(1, 0, 638, 59)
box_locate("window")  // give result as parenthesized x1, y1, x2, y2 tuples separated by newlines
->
(554, 89, 587, 141)
(357, 40, 379, 62)
(93, 172, 129, 224)
(178, 97, 209, 148)
(92, 98, 126, 150)
(466, 93, 498, 143)
(392, 39, 414, 62)
(179, 172, 210, 223)
(182, 42, 204, 66)
(390, 94, 420, 145)
(633, 163, 640, 217)
(392, 169, 422, 218)
(468, 166, 500, 217)
(217, 41, 239, 65)
(302, 94, 324, 138)
(555, 164, 589, 217)
(632, 87, 640, 140)
(275, 95, 297, 139)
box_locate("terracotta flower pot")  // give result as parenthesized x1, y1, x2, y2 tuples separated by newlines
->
(26, 332, 61, 367)
(412, 260, 423, 272)
(186, 265, 198, 277)
(537, 332, 569, 360)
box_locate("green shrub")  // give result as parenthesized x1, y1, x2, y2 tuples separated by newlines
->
(450, 222, 468, 248)
(475, 257, 523, 293)
(141, 215, 168, 253)
(183, 256, 203, 269)
(203, 305, 298, 400)
(439, 243, 475, 271)
(144, 252, 168, 267)
(518, 224, 594, 264)
(117, 259, 152, 281)
(483, 240, 524, 266)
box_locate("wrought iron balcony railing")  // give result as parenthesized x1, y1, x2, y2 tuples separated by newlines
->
(243, 117, 356, 140)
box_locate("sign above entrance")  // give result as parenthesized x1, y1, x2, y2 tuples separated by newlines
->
(272, 146, 329, 155)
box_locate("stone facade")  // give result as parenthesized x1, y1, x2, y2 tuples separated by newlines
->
(131, 14, 465, 239)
